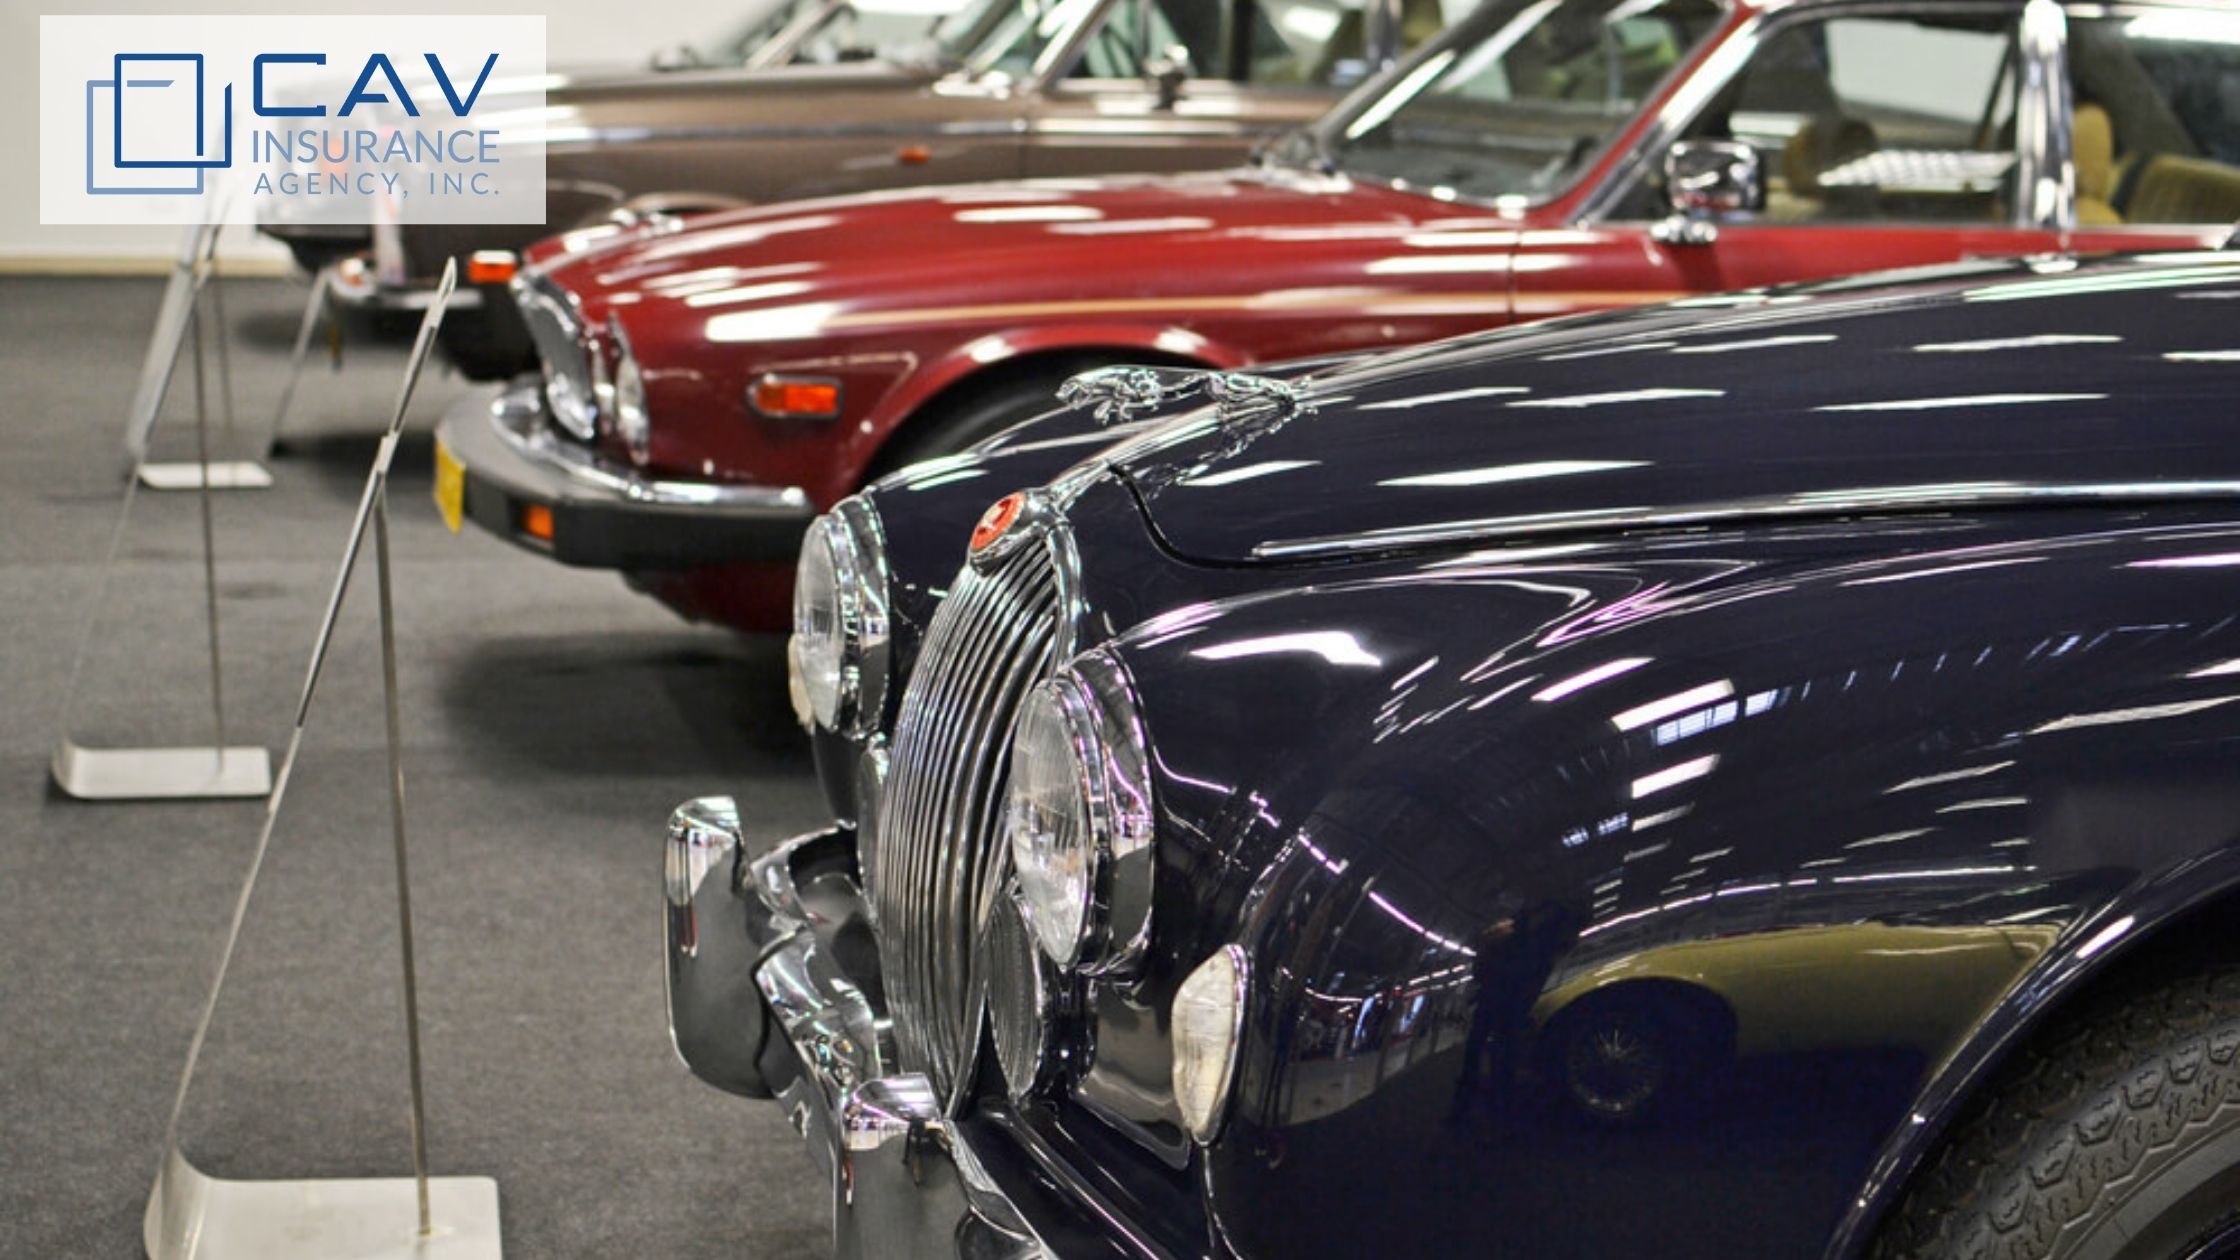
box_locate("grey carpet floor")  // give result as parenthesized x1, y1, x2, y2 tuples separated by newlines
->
(0, 274, 828, 1257)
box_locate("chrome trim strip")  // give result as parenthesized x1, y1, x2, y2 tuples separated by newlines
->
(1250, 481, 2240, 560)
(571, 118, 1028, 146)
(484, 385, 813, 514)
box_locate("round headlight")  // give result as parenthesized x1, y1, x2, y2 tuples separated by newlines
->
(786, 499, 889, 735)
(613, 343, 650, 462)
(1172, 945, 1248, 1142)
(1005, 684, 1097, 966)
(1003, 655, 1155, 970)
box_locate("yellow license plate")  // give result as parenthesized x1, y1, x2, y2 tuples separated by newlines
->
(433, 439, 465, 534)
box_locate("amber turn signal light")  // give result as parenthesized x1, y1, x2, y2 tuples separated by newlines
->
(466, 250, 519, 285)
(519, 503, 556, 543)
(749, 374, 842, 421)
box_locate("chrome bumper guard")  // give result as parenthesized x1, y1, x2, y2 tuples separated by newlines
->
(436, 385, 815, 569)
(663, 796, 1051, 1260)
(329, 256, 484, 311)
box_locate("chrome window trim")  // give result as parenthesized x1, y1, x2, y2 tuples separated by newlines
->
(745, 0, 851, 71)
(1251, 480, 2240, 560)
(1574, 0, 2053, 229)
(1025, 0, 1130, 90)
(2017, 0, 2072, 229)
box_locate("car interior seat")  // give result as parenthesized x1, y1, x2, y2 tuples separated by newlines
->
(1779, 114, 1879, 219)
(2074, 102, 2124, 224)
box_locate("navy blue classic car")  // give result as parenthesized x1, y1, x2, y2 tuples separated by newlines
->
(663, 250, 2240, 1260)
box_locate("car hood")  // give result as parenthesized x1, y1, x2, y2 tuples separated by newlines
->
(1109, 252, 2240, 565)
(525, 168, 1454, 330)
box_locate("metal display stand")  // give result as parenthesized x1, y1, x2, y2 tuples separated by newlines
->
(263, 265, 337, 457)
(127, 225, 272, 492)
(53, 224, 272, 801)
(144, 261, 503, 1260)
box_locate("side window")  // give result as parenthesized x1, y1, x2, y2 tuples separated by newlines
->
(1066, 0, 1225, 80)
(1239, 0, 1451, 89)
(2068, 12, 2240, 227)
(1621, 13, 2023, 224)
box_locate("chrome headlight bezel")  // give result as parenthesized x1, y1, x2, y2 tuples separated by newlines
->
(609, 318, 650, 463)
(787, 497, 891, 737)
(515, 273, 599, 440)
(1002, 649, 1155, 972)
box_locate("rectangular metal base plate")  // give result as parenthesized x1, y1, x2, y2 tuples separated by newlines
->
(148, 1151, 502, 1260)
(52, 741, 273, 800)
(139, 461, 275, 491)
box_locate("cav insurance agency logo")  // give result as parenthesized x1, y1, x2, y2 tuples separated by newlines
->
(41, 15, 546, 226)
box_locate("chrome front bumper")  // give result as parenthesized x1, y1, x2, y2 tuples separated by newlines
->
(436, 385, 815, 569)
(662, 797, 1051, 1259)
(330, 255, 485, 311)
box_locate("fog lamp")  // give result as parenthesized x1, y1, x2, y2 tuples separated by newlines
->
(1172, 945, 1247, 1142)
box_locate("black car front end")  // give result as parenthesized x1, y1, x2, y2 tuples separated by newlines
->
(661, 254, 2240, 1260)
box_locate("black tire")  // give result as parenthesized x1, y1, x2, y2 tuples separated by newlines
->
(869, 359, 1113, 480)
(1873, 961, 2240, 1260)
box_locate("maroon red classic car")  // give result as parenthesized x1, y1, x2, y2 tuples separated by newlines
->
(434, 0, 2240, 632)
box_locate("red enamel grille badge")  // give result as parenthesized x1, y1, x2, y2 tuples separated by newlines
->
(971, 493, 1025, 553)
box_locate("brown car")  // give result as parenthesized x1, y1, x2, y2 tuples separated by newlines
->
(340, 0, 1452, 379)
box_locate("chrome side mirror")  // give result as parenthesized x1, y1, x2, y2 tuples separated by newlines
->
(1652, 140, 1763, 246)
(1147, 44, 1193, 110)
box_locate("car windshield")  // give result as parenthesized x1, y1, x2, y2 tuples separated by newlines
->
(695, 0, 820, 66)
(1321, 0, 1726, 203)
(695, 0, 959, 69)
(947, 0, 1105, 79)
(783, 1, 962, 65)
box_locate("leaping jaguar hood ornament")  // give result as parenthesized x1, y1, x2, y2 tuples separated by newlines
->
(1057, 365, 1313, 427)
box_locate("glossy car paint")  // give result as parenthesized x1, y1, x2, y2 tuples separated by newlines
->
(829, 253, 2240, 1258)
(537, 0, 2232, 631)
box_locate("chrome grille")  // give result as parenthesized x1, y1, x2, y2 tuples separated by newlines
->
(871, 539, 1061, 1099)
(986, 892, 1054, 1098)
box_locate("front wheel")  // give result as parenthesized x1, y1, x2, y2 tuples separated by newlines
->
(1873, 960, 2240, 1260)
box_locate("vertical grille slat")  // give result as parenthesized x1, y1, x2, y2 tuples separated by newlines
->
(872, 540, 1062, 1097)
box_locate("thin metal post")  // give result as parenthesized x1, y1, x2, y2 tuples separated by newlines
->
(190, 299, 228, 760)
(207, 268, 238, 452)
(266, 267, 332, 455)
(372, 493, 432, 1236)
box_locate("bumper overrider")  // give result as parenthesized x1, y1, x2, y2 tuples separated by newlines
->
(662, 798, 1053, 1259)
(434, 384, 814, 569)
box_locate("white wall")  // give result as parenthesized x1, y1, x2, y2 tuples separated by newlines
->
(0, 0, 747, 267)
